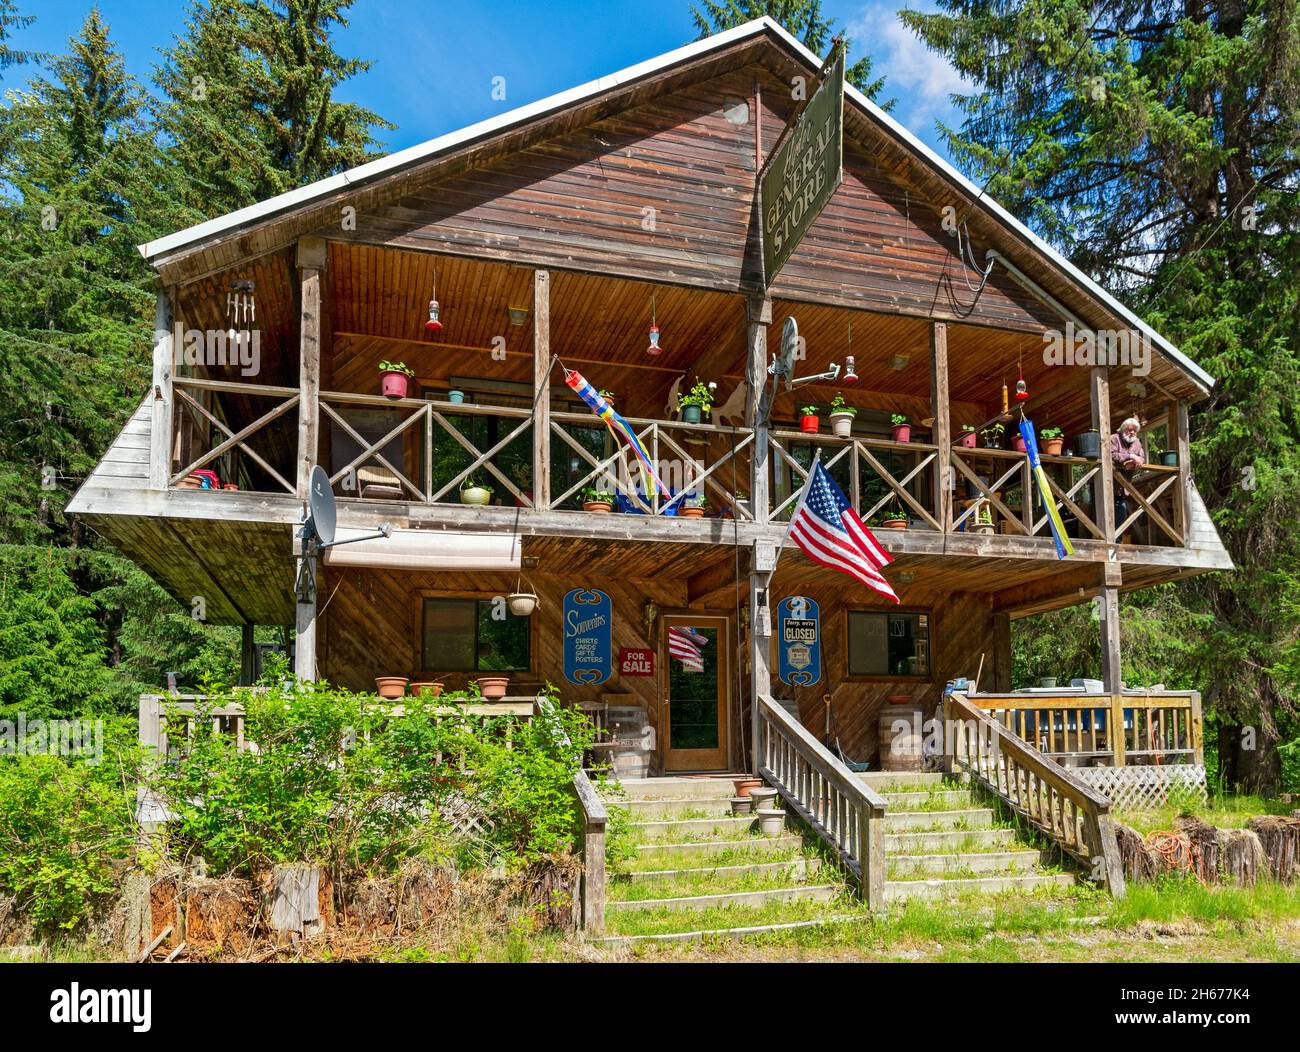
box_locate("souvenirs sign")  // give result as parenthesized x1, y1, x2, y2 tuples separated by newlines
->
(563, 588, 612, 685)
(777, 595, 821, 686)
(758, 45, 845, 286)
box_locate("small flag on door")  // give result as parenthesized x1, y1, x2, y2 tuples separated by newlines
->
(668, 626, 708, 672)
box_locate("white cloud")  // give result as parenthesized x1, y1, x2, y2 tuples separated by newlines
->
(847, 1, 974, 143)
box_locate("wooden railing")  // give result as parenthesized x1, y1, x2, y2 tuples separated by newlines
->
(949, 445, 1104, 540)
(1114, 464, 1185, 545)
(756, 694, 886, 907)
(943, 691, 1125, 895)
(769, 431, 940, 529)
(964, 690, 1202, 767)
(170, 377, 298, 494)
(550, 410, 755, 518)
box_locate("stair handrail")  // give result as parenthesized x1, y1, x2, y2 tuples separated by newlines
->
(944, 690, 1125, 896)
(756, 693, 887, 908)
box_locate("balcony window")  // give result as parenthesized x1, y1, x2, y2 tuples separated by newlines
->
(421, 598, 531, 672)
(847, 610, 931, 678)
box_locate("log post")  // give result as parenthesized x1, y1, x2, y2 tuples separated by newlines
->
(745, 294, 771, 522)
(533, 269, 551, 509)
(296, 237, 326, 500)
(750, 543, 775, 775)
(239, 623, 256, 686)
(929, 322, 951, 531)
(1090, 365, 1116, 543)
(1172, 399, 1191, 542)
(149, 290, 175, 489)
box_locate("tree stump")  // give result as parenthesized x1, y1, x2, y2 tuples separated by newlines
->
(266, 865, 325, 942)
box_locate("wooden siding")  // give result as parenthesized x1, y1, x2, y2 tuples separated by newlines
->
(79, 397, 153, 491)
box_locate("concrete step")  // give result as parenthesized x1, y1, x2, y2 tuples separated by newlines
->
(632, 836, 804, 861)
(592, 913, 871, 948)
(884, 828, 1018, 854)
(886, 850, 1044, 878)
(608, 884, 842, 914)
(623, 797, 736, 819)
(857, 771, 947, 789)
(613, 858, 822, 886)
(881, 790, 975, 810)
(884, 873, 1076, 902)
(615, 777, 746, 801)
(883, 809, 993, 833)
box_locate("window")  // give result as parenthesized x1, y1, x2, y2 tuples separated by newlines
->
(847, 610, 930, 678)
(421, 598, 530, 672)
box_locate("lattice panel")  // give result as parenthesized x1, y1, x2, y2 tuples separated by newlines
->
(1074, 764, 1207, 813)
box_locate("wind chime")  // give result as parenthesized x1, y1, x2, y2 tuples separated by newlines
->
(225, 279, 255, 343)
(646, 292, 662, 355)
(425, 269, 443, 334)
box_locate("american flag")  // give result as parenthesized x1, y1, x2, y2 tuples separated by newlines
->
(668, 626, 709, 671)
(789, 461, 899, 602)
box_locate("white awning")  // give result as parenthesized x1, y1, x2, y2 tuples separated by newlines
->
(320, 528, 521, 571)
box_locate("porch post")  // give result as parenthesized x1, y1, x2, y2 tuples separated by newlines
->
(1171, 400, 1191, 541)
(240, 623, 257, 686)
(149, 289, 175, 489)
(929, 321, 951, 531)
(992, 612, 1012, 692)
(746, 294, 772, 775)
(1099, 564, 1122, 693)
(750, 542, 775, 774)
(1090, 365, 1116, 543)
(295, 591, 317, 682)
(296, 236, 326, 500)
(533, 269, 551, 509)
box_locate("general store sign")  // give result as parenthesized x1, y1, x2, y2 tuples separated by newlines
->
(563, 588, 612, 685)
(777, 595, 821, 687)
(758, 46, 845, 286)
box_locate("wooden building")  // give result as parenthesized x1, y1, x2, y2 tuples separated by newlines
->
(70, 18, 1229, 779)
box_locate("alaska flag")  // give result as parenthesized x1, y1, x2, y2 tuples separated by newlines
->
(1020, 418, 1074, 559)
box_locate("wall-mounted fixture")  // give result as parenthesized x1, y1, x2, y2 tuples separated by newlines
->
(507, 305, 530, 327)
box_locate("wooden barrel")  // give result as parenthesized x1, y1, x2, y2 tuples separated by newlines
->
(879, 705, 924, 771)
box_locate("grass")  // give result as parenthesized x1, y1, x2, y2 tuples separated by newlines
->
(610, 861, 822, 902)
(627, 840, 807, 871)
(1116, 792, 1294, 835)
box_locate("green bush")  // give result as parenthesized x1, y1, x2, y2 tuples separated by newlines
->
(151, 677, 594, 880)
(0, 717, 141, 931)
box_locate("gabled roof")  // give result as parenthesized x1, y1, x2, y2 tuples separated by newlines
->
(138, 16, 1213, 393)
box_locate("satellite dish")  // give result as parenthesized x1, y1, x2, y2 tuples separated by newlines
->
(777, 317, 799, 391)
(307, 465, 336, 547)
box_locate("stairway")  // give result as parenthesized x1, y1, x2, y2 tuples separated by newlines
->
(596, 771, 1075, 946)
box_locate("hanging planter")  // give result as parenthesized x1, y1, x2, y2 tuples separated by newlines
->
(507, 577, 539, 617)
(799, 406, 820, 434)
(379, 360, 414, 399)
(679, 494, 707, 518)
(459, 481, 493, 505)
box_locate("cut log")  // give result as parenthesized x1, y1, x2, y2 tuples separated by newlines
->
(1248, 815, 1300, 882)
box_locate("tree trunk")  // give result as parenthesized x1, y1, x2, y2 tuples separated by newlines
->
(1218, 723, 1282, 796)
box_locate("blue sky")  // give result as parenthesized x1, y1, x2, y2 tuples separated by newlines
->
(15, 1, 971, 162)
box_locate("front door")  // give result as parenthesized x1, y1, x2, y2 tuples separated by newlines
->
(662, 615, 729, 772)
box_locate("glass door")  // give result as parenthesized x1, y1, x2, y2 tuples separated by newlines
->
(662, 616, 729, 771)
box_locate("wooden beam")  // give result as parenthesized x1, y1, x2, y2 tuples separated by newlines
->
(687, 554, 742, 605)
(992, 562, 1105, 617)
(1090, 366, 1116, 544)
(746, 294, 771, 524)
(533, 270, 551, 509)
(149, 290, 176, 489)
(1099, 582, 1122, 692)
(929, 322, 951, 531)
(1172, 400, 1191, 540)
(240, 623, 256, 686)
(992, 612, 1012, 691)
(296, 237, 326, 499)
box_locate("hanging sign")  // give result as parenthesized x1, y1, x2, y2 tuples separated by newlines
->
(619, 647, 655, 677)
(563, 588, 612, 685)
(777, 595, 821, 686)
(758, 45, 845, 287)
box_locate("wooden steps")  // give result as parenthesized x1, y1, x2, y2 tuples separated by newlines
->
(598, 774, 1076, 943)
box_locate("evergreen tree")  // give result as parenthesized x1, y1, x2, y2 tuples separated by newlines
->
(904, 0, 1300, 792)
(154, 0, 394, 220)
(690, 0, 892, 106)
(0, 0, 40, 80)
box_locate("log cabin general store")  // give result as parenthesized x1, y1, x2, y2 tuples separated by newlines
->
(70, 18, 1232, 918)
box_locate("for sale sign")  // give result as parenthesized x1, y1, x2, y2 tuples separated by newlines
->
(619, 647, 655, 677)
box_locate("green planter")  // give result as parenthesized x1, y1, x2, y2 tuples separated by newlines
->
(681, 404, 702, 424)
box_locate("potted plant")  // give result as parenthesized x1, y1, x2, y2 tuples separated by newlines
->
(890, 413, 911, 443)
(379, 360, 415, 399)
(1075, 428, 1101, 458)
(733, 776, 762, 797)
(680, 493, 707, 518)
(981, 422, 1005, 448)
(730, 796, 753, 815)
(1040, 425, 1065, 456)
(677, 380, 714, 425)
(1039, 676, 1058, 689)
(409, 680, 444, 698)
(507, 591, 538, 616)
(582, 487, 616, 513)
(799, 405, 820, 434)
(459, 479, 493, 505)
(1010, 430, 1027, 453)
(598, 388, 617, 410)
(447, 389, 466, 404)
(1160, 448, 1178, 467)
(374, 676, 409, 699)
(881, 506, 908, 529)
(756, 807, 786, 837)
(477, 675, 511, 699)
(973, 502, 995, 535)
(956, 424, 978, 448)
(829, 394, 857, 438)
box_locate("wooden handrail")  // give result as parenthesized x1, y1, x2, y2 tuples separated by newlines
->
(944, 691, 1125, 896)
(756, 694, 887, 908)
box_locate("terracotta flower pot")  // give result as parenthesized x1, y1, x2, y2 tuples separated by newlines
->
(1011, 435, 1027, 453)
(800, 415, 819, 434)
(477, 675, 510, 699)
(1043, 437, 1064, 456)
(891, 423, 911, 443)
(583, 501, 614, 513)
(733, 777, 762, 798)
(380, 371, 409, 399)
(679, 506, 705, 518)
(374, 676, 409, 699)
(409, 681, 444, 698)
(882, 518, 907, 529)
(887, 694, 912, 705)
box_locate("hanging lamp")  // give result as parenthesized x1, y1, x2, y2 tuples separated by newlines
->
(425, 269, 443, 334)
(842, 320, 858, 383)
(646, 292, 663, 355)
